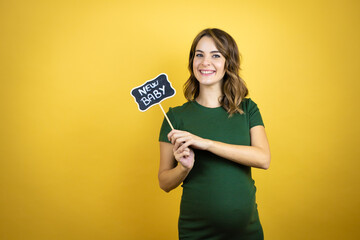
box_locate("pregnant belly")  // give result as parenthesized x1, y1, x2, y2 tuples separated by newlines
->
(180, 185, 258, 232)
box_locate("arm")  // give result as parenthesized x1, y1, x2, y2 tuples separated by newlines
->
(158, 141, 195, 193)
(208, 126, 270, 169)
(168, 125, 271, 170)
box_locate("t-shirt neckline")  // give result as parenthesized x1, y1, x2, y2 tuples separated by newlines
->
(192, 100, 224, 110)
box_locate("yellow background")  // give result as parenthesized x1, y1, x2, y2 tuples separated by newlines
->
(1, 0, 359, 239)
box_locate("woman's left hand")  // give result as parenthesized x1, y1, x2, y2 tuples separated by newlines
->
(167, 129, 212, 152)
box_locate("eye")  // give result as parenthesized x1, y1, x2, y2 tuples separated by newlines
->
(212, 54, 221, 58)
(195, 53, 203, 57)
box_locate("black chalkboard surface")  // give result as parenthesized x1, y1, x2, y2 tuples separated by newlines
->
(131, 73, 176, 112)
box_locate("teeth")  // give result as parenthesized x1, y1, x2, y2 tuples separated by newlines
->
(200, 70, 214, 74)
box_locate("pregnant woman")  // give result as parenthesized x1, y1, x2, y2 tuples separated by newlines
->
(158, 28, 271, 240)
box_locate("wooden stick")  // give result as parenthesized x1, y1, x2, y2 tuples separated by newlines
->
(159, 103, 174, 130)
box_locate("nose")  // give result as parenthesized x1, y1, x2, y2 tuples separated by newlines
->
(201, 56, 211, 66)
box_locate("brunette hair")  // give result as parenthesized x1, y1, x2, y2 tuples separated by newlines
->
(184, 28, 248, 115)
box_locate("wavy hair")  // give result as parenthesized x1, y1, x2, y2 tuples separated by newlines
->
(184, 28, 248, 115)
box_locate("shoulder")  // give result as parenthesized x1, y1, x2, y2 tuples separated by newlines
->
(165, 102, 195, 130)
(168, 101, 195, 115)
(242, 98, 265, 127)
(240, 98, 258, 112)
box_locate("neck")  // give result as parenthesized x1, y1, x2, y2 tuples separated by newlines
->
(196, 84, 223, 108)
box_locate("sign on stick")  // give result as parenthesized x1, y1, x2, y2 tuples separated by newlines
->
(131, 73, 176, 112)
(130, 73, 176, 130)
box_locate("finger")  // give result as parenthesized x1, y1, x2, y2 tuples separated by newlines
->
(174, 145, 188, 155)
(167, 129, 177, 142)
(178, 147, 190, 155)
(183, 149, 190, 157)
(178, 140, 193, 152)
(170, 132, 182, 144)
(175, 146, 190, 159)
(168, 129, 183, 142)
(171, 133, 183, 145)
(181, 151, 189, 158)
(173, 139, 182, 151)
(175, 136, 192, 147)
(175, 150, 189, 161)
(169, 130, 189, 143)
(173, 136, 191, 149)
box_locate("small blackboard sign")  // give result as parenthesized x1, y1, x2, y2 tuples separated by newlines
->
(130, 73, 176, 112)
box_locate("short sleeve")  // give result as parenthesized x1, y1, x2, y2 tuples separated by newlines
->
(159, 107, 176, 143)
(248, 98, 264, 129)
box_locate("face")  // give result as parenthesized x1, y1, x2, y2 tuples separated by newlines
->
(193, 36, 226, 88)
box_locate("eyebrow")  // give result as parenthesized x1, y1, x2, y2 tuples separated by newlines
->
(195, 50, 221, 53)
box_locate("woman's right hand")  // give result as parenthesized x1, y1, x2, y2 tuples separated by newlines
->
(173, 145, 195, 170)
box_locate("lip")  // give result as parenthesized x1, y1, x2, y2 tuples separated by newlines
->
(199, 69, 216, 76)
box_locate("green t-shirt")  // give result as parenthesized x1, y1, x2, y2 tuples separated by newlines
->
(159, 98, 264, 143)
(159, 98, 265, 239)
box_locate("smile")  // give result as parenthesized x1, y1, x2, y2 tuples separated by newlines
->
(199, 70, 216, 75)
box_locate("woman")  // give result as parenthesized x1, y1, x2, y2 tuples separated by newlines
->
(158, 28, 270, 240)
